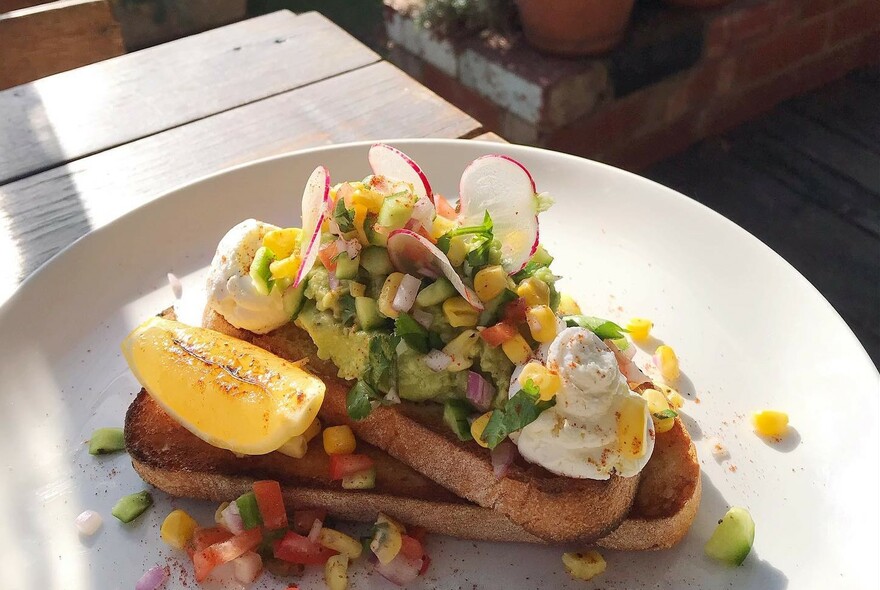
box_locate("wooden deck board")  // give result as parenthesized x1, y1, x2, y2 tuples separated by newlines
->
(647, 69, 880, 365)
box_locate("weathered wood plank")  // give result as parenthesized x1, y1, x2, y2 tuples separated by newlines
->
(472, 131, 508, 143)
(0, 0, 124, 91)
(0, 10, 379, 185)
(0, 61, 481, 298)
(0, 0, 52, 13)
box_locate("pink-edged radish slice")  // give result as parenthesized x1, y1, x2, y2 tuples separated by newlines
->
(293, 165, 331, 288)
(368, 143, 433, 203)
(387, 229, 484, 310)
(458, 155, 539, 274)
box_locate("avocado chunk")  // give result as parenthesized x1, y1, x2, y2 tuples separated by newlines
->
(704, 507, 755, 566)
(355, 297, 385, 330)
(283, 278, 308, 319)
(377, 192, 415, 231)
(361, 246, 394, 276)
(415, 278, 457, 307)
(335, 253, 360, 280)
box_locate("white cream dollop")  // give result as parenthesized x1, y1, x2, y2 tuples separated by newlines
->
(206, 219, 289, 334)
(513, 327, 655, 479)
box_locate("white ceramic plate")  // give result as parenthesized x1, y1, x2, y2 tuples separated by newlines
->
(1, 140, 877, 589)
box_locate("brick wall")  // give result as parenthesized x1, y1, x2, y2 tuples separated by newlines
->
(385, 0, 879, 170)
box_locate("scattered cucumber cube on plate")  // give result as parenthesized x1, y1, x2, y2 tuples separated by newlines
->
(705, 506, 755, 566)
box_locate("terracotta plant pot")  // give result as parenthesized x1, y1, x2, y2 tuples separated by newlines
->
(516, 0, 636, 57)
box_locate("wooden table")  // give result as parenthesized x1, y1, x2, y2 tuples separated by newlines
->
(0, 10, 499, 304)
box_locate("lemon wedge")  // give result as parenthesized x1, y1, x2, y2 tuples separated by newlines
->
(122, 317, 325, 455)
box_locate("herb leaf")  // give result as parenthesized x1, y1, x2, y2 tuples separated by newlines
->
(395, 312, 429, 354)
(339, 293, 357, 327)
(564, 315, 629, 340)
(654, 409, 678, 419)
(511, 260, 546, 282)
(333, 196, 355, 233)
(437, 211, 493, 255)
(478, 385, 555, 449)
(363, 334, 400, 393)
(346, 380, 377, 420)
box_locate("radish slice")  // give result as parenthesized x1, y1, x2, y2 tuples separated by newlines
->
(368, 143, 433, 203)
(458, 155, 539, 274)
(294, 166, 331, 288)
(387, 229, 483, 310)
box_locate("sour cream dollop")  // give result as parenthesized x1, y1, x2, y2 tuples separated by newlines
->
(513, 327, 655, 479)
(206, 219, 289, 334)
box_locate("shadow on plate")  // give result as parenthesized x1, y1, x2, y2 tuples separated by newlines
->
(754, 426, 801, 453)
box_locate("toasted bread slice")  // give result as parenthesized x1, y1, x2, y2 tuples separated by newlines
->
(126, 388, 698, 548)
(200, 309, 697, 545)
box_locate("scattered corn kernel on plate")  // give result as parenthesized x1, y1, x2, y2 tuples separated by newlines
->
(0, 139, 877, 589)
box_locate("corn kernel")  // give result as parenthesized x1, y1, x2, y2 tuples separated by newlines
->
(752, 410, 789, 437)
(473, 265, 507, 302)
(351, 188, 384, 212)
(303, 418, 322, 442)
(160, 509, 198, 550)
(269, 255, 301, 280)
(349, 282, 366, 297)
(626, 318, 653, 341)
(501, 334, 532, 364)
(214, 502, 229, 525)
(323, 425, 356, 455)
(378, 273, 404, 318)
(446, 236, 468, 267)
(470, 411, 494, 448)
(516, 277, 550, 307)
(443, 330, 479, 372)
(667, 390, 685, 409)
(556, 293, 582, 316)
(617, 396, 648, 458)
(430, 215, 457, 240)
(518, 362, 561, 401)
(442, 296, 479, 327)
(562, 550, 606, 581)
(353, 204, 369, 245)
(643, 388, 675, 433)
(324, 554, 349, 590)
(526, 305, 558, 343)
(276, 435, 307, 458)
(654, 345, 681, 381)
(263, 228, 301, 259)
(318, 527, 363, 559)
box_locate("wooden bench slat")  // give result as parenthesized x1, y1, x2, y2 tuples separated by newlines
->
(0, 10, 380, 185)
(0, 61, 481, 295)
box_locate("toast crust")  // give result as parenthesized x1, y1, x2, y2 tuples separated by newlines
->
(202, 309, 642, 544)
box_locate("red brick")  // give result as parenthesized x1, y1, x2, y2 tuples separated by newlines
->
(704, 18, 730, 59)
(789, 35, 878, 95)
(664, 61, 723, 123)
(722, 0, 781, 45)
(829, 0, 880, 46)
(421, 63, 503, 133)
(602, 115, 700, 172)
(700, 73, 797, 137)
(775, 0, 803, 26)
(735, 15, 831, 85)
(801, 0, 837, 19)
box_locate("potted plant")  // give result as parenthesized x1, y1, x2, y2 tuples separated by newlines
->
(515, 0, 636, 56)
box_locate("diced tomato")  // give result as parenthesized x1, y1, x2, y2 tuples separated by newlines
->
(480, 322, 518, 347)
(192, 528, 262, 582)
(399, 535, 424, 561)
(273, 531, 338, 565)
(414, 223, 437, 244)
(434, 194, 457, 219)
(253, 480, 288, 530)
(502, 297, 528, 323)
(291, 508, 327, 535)
(318, 241, 339, 272)
(191, 527, 234, 551)
(406, 525, 427, 544)
(329, 454, 375, 480)
(419, 554, 432, 576)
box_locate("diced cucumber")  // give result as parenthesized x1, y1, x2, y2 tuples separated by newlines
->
(88, 427, 125, 455)
(249, 246, 276, 295)
(236, 491, 263, 530)
(335, 254, 360, 280)
(283, 278, 308, 319)
(355, 297, 385, 330)
(704, 507, 755, 566)
(367, 274, 388, 299)
(365, 213, 387, 247)
(443, 399, 474, 441)
(361, 246, 394, 276)
(377, 192, 415, 232)
(111, 491, 152, 523)
(530, 244, 554, 266)
(342, 467, 376, 489)
(416, 278, 457, 307)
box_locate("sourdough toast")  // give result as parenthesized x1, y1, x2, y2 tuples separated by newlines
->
(200, 309, 699, 545)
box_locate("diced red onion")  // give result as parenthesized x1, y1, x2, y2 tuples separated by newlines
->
(411, 196, 435, 234)
(375, 553, 423, 586)
(622, 343, 637, 360)
(491, 439, 517, 479)
(328, 269, 340, 291)
(411, 308, 433, 329)
(392, 274, 421, 313)
(423, 350, 451, 371)
(135, 566, 168, 590)
(167, 273, 182, 299)
(466, 371, 495, 411)
(74, 510, 102, 535)
(327, 218, 342, 237)
(337, 182, 357, 207)
(233, 552, 263, 584)
(606, 339, 650, 386)
(384, 387, 401, 405)
(220, 501, 245, 535)
(336, 237, 361, 259)
(307, 517, 323, 544)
